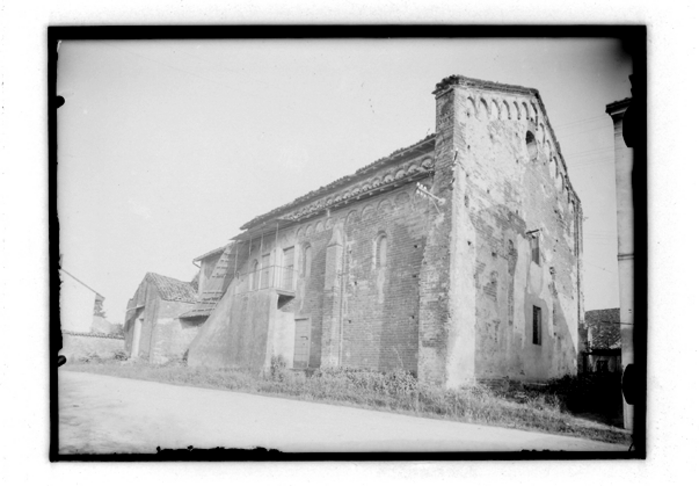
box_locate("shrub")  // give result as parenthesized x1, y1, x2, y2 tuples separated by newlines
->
(269, 354, 288, 382)
(79, 352, 103, 364)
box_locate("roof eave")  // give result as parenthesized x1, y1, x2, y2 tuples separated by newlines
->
(239, 135, 436, 231)
(192, 245, 227, 262)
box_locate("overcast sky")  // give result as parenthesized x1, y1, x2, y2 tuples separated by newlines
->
(57, 38, 633, 321)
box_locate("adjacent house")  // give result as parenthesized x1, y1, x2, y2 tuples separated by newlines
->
(186, 75, 585, 388)
(606, 96, 637, 429)
(583, 308, 621, 374)
(123, 272, 200, 363)
(179, 244, 236, 324)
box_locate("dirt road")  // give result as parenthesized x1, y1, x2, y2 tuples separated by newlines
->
(58, 370, 627, 454)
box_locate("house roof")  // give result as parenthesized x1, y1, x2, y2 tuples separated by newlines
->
(585, 308, 621, 350)
(240, 133, 436, 231)
(193, 245, 228, 263)
(180, 244, 236, 320)
(145, 272, 198, 303)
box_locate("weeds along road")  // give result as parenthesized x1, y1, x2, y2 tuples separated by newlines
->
(58, 370, 626, 454)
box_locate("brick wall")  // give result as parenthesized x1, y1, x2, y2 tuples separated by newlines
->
(342, 188, 428, 373)
(190, 173, 432, 375)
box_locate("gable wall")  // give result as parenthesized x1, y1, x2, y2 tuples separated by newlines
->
(453, 88, 582, 381)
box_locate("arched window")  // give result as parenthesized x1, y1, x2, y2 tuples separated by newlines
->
(303, 244, 312, 277)
(249, 260, 259, 290)
(376, 234, 388, 268)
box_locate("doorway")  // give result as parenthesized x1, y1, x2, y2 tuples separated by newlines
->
(131, 311, 144, 359)
(293, 318, 310, 369)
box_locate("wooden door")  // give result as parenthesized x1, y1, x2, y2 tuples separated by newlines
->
(293, 318, 311, 369)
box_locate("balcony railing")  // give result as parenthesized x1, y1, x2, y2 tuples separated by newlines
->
(231, 264, 298, 294)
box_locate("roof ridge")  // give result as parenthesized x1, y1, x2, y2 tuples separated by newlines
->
(144, 272, 198, 303)
(240, 133, 436, 230)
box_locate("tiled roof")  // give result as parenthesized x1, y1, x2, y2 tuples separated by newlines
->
(240, 134, 436, 230)
(180, 245, 236, 320)
(240, 74, 582, 233)
(585, 308, 621, 350)
(193, 245, 227, 262)
(145, 272, 198, 303)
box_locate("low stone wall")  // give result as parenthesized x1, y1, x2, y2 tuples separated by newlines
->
(62, 331, 125, 361)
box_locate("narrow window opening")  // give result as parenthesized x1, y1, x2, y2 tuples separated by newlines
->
(531, 233, 540, 265)
(526, 130, 538, 159)
(303, 245, 312, 277)
(533, 306, 542, 345)
(376, 234, 388, 268)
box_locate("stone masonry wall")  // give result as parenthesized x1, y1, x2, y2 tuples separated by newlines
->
(149, 300, 200, 364)
(418, 84, 478, 387)
(62, 332, 124, 361)
(123, 281, 159, 359)
(448, 82, 582, 382)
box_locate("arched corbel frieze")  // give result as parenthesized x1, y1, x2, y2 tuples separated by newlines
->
(502, 100, 511, 120)
(466, 97, 477, 118)
(490, 99, 500, 120)
(479, 98, 489, 120)
(361, 203, 375, 219)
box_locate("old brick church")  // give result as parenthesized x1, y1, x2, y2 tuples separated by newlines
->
(183, 75, 584, 388)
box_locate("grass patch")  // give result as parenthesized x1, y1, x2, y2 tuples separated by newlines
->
(64, 355, 629, 445)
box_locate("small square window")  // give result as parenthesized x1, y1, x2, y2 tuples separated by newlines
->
(533, 305, 542, 345)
